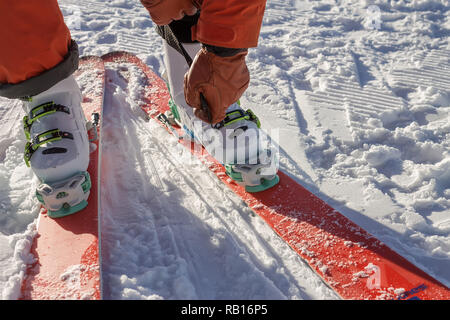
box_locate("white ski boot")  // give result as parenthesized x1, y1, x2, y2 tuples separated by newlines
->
(22, 75, 91, 218)
(162, 41, 279, 192)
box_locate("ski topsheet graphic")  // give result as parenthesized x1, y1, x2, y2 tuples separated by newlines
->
(101, 51, 449, 300)
(21, 56, 104, 300)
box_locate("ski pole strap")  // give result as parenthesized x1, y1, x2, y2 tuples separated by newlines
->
(24, 129, 74, 167)
(23, 102, 70, 140)
(213, 109, 261, 130)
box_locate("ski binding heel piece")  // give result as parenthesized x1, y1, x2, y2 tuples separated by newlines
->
(225, 148, 280, 193)
(225, 163, 280, 193)
(35, 171, 92, 218)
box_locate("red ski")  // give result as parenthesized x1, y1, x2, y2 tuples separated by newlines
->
(21, 56, 104, 300)
(102, 51, 449, 300)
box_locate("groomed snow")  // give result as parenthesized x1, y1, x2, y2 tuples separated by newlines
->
(0, 0, 448, 299)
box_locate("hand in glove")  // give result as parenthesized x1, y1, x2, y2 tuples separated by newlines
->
(140, 0, 198, 26)
(184, 47, 250, 124)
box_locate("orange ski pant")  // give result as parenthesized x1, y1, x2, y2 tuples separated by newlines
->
(0, 0, 71, 84)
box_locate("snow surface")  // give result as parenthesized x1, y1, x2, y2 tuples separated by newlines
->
(1, 0, 449, 299)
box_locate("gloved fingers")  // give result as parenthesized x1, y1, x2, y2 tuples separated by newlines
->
(183, 4, 198, 16)
(193, 108, 209, 123)
(184, 81, 225, 124)
(184, 72, 201, 108)
(140, 0, 197, 26)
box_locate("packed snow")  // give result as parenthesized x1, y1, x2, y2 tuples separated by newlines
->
(0, 0, 449, 299)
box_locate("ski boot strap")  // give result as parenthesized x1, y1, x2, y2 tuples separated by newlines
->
(24, 129, 74, 167)
(213, 108, 261, 130)
(23, 102, 70, 140)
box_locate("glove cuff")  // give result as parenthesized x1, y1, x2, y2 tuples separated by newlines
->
(202, 44, 247, 57)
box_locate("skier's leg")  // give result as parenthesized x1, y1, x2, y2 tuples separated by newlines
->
(0, 0, 74, 89)
(158, 17, 279, 192)
(163, 40, 201, 135)
(0, 0, 91, 217)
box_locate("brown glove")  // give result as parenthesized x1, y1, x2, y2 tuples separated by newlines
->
(184, 47, 250, 124)
(140, 0, 198, 25)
